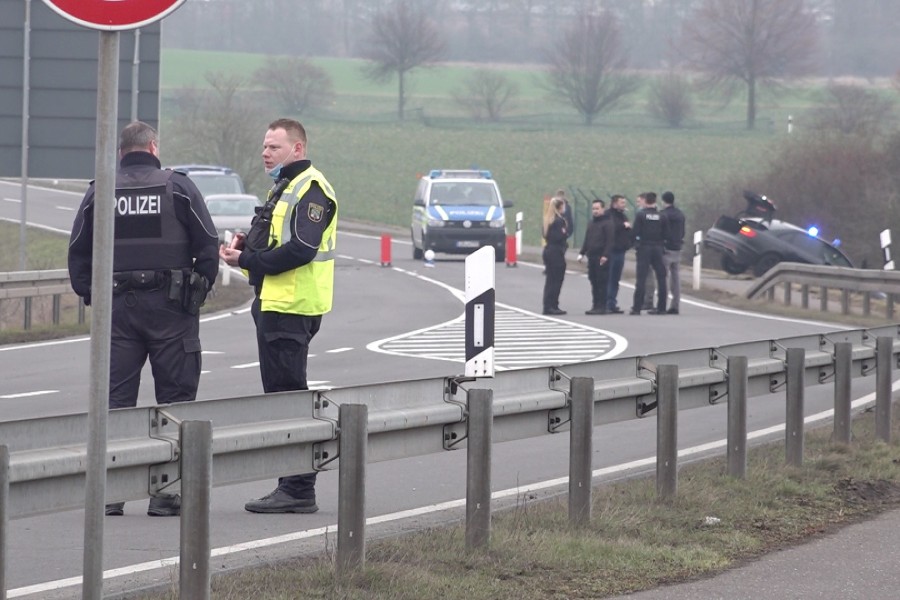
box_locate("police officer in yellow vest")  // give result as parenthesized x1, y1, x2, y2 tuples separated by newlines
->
(220, 118, 337, 514)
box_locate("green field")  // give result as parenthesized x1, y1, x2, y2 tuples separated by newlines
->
(159, 49, 835, 246)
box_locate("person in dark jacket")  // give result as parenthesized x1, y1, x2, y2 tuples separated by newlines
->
(661, 191, 686, 314)
(578, 199, 609, 314)
(68, 121, 219, 517)
(542, 196, 568, 315)
(601, 195, 631, 314)
(630, 192, 669, 315)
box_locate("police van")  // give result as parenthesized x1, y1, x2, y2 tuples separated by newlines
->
(410, 169, 512, 262)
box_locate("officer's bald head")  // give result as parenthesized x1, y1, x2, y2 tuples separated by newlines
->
(119, 121, 158, 157)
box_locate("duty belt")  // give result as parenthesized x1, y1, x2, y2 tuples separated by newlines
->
(113, 270, 170, 293)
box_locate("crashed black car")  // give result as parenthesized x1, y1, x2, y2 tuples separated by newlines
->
(704, 192, 853, 277)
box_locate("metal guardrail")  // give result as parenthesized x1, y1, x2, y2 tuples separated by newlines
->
(0, 268, 77, 329)
(747, 263, 900, 319)
(3, 325, 898, 520)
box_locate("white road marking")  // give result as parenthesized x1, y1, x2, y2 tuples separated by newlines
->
(55, 205, 75, 211)
(230, 362, 260, 370)
(326, 347, 353, 354)
(0, 390, 58, 399)
(4, 197, 21, 203)
(12, 381, 896, 599)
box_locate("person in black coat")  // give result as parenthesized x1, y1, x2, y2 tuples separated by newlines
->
(542, 196, 569, 315)
(578, 199, 609, 314)
(601, 194, 631, 313)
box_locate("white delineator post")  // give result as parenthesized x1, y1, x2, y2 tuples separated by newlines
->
(465, 246, 495, 378)
(515, 211, 523, 259)
(881, 229, 893, 270)
(692, 230, 703, 290)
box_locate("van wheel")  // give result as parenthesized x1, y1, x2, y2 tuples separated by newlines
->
(753, 253, 781, 277)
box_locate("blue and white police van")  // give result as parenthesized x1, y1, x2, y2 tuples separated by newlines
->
(410, 169, 513, 262)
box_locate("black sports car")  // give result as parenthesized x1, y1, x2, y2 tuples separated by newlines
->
(704, 192, 853, 277)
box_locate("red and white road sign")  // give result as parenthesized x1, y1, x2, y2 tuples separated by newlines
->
(42, 0, 186, 31)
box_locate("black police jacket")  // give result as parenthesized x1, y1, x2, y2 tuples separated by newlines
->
(662, 204, 686, 251)
(632, 206, 668, 247)
(68, 152, 219, 302)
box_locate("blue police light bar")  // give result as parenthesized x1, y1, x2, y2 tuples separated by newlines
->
(833, 238, 842, 247)
(807, 226, 819, 237)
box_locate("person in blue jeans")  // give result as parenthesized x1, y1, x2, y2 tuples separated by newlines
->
(601, 195, 632, 313)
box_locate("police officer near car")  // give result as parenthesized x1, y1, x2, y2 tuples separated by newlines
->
(661, 191, 686, 314)
(630, 192, 669, 315)
(219, 118, 337, 514)
(68, 120, 219, 517)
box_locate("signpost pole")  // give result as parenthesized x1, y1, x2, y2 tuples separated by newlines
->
(81, 29, 119, 600)
(19, 0, 32, 270)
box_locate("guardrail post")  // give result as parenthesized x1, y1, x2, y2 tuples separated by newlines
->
(337, 403, 368, 576)
(727, 356, 748, 479)
(820, 286, 828, 312)
(840, 290, 850, 315)
(1, 444, 8, 600)
(801, 284, 809, 309)
(569, 377, 594, 527)
(78, 297, 86, 325)
(466, 389, 492, 550)
(23, 297, 31, 330)
(876, 337, 893, 443)
(862, 292, 871, 317)
(657, 365, 678, 501)
(766, 287, 775, 302)
(179, 420, 212, 600)
(783, 282, 791, 306)
(786, 348, 805, 466)
(834, 342, 852, 444)
(52, 294, 61, 325)
(888, 295, 895, 321)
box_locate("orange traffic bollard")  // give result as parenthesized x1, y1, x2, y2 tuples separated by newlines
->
(505, 234, 517, 267)
(380, 234, 392, 267)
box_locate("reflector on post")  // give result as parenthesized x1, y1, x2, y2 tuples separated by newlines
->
(465, 246, 495, 378)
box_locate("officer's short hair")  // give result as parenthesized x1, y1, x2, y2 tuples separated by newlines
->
(269, 118, 307, 145)
(644, 192, 657, 205)
(592, 198, 605, 208)
(119, 121, 157, 154)
(662, 191, 675, 204)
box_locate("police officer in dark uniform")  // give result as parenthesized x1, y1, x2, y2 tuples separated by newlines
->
(630, 192, 669, 315)
(68, 121, 219, 517)
(578, 198, 609, 314)
(542, 196, 569, 315)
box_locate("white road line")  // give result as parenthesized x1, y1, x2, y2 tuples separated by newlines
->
(326, 347, 353, 354)
(4, 197, 21, 203)
(230, 362, 260, 370)
(0, 390, 58, 399)
(55, 205, 75, 211)
(13, 380, 896, 600)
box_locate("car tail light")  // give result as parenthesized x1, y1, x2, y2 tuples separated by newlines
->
(739, 226, 757, 238)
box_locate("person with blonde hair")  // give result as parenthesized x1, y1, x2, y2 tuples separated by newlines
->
(542, 196, 569, 315)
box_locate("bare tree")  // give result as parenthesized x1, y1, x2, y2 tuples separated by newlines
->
(165, 73, 265, 193)
(453, 69, 519, 122)
(252, 58, 335, 116)
(647, 72, 695, 128)
(543, 10, 640, 126)
(363, 0, 447, 120)
(809, 85, 895, 137)
(681, 0, 818, 130)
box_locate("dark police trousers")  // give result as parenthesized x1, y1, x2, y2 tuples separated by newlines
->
(542, 243, 567, 311)
(632, 244, 667, 313)
(587, 254, 609, 310)
(252, 297, 322, 500)
(109, 287, 201, 408)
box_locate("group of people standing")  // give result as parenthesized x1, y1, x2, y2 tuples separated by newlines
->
(541, 189, 685, 316)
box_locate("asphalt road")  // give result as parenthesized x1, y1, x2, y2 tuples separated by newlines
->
(0, 181, 878, 599)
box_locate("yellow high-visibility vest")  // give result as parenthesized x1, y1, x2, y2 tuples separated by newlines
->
(259, 165, 337, 315)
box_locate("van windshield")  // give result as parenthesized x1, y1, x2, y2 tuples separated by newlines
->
(430, 182, 499, 207)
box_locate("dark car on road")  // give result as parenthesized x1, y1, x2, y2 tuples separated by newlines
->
(704, 192, 853, 277)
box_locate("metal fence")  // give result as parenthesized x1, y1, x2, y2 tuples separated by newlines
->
(747, 263, 900, 319)
(2, 325, 898, 597)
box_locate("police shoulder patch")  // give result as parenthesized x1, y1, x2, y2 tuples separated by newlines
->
(307, 202, 325, 223)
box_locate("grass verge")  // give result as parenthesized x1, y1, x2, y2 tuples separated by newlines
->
(136, 408, 900, 600)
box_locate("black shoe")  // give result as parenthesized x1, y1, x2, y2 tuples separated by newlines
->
(629, 309, 641, 315)
(147, 494, 181, 517)
(105, 502, 125, 516)
(648, 309, 666, 315)
(608, 307, 624, 314)
(543, 308, 567, 315)
(585, 307, 607, 315)
(245, 489, 319, 514)
(666, 308, 679, 314)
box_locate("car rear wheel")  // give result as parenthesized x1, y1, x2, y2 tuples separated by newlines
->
(753, 252, 781, 277)
(721, 255, 747, 275)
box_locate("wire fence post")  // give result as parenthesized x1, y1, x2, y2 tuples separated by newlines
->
(180, 420, 212, 600)
(466, 389, 492, 550)
(876, 337, 893, 444)
(656, 365, 678, 501)
(727, 356, 748, 479)
(337, 403, 368, 577)
(569, 377, 594, 527)
(785, 348, 805, 466)
(833, 342, 852, 445)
